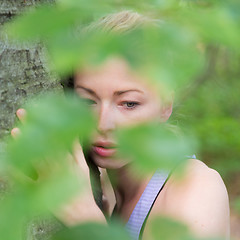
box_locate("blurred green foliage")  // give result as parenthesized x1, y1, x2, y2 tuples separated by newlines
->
(1, 94, 96, 239)
(1, 0, 240, 239)
(7, 94, 95, 176)
(116, 123, 197, 173)
(51, 222, 130, 240)
(148, 217, 191, 240)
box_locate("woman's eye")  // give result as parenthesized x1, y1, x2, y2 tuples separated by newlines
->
(82, 98, 97, 106)
(122, 101, 140, 109)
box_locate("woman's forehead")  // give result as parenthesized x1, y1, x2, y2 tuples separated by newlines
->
(74, 57, 157, 92)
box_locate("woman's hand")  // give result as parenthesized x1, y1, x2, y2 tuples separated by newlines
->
(11, 108, 106, 226)
(56, 142, 106, 225)
(11, 108, 26, 138)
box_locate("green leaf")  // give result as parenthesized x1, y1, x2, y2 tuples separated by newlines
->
(116, 123, 198, 173)
(6, 92, 95, 176)
(149, 216, 192, 240)
(51, 222, 130, 240)
(5, 5, 83, 41)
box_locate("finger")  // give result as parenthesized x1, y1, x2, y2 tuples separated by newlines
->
(11, 127, 21, 139)
(72, 141, 89, 175)
(72, 140, 84, 164)
(16, 108, 26, 123)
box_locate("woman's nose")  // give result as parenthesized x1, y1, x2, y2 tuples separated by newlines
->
(97, 104, 116, 134)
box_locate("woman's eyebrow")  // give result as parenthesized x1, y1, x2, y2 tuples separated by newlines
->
(76, 85, 143, 96)
(114, 89, 144, 96)
(75, 86, 98, 97)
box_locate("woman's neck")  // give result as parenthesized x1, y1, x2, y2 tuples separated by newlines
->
(106, 165, 153, 219)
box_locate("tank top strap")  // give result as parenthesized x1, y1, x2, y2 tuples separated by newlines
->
(125, 170, 169, 240)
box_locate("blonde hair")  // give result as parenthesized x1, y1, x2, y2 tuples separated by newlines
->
(64, 10, 155, 88)
(85, 10, 161, 34)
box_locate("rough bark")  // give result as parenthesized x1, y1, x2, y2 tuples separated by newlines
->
(0, 0, 59, 144)
(0, 1, 63, 239)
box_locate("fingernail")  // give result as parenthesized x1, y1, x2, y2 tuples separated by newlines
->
(16, 108, 26, 119)
(11, 128, 21, 138)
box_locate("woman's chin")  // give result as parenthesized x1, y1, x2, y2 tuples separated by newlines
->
(91, 152, 128, 169)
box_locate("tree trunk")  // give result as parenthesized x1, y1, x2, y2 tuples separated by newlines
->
(0, 0, 60, 146)
(0, 1, 63, 239)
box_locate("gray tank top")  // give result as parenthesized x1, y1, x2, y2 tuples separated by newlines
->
(125, 170, 169, 240)
(125, 155, 196, 240)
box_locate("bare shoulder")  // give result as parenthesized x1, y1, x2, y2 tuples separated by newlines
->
(181, 159, 228, 200)
(148, 159, 230, 239)
(166, 158, 229, 198)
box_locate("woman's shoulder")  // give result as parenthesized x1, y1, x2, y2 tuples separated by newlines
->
(166, 158, 228, 196)
(153, 158, 229, 209)
(147, 158, 230, 238)
(172, 158, 224, 187)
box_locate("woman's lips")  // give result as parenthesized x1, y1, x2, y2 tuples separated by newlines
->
(92, 146, 116, 157)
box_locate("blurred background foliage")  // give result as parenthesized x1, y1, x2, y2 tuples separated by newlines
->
(1, 0, 240, 239)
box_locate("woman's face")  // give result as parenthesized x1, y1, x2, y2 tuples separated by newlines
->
(74, 58, 172, 169)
